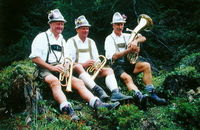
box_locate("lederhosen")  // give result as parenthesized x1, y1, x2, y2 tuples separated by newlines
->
(110, 35, 136, 79)
(72, 38, 93, 63)
(35, 32, 65, 79)
(71, 38, 93, 77)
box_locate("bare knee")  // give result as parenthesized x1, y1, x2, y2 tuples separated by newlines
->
(74, 64, 85, 74)
(99, 68, 114, 77)
(105, 68, 114, 75)
(134, 62, 151, 73)
(143, 62, 151, 71)
(121, 74, 133, 84)
(44, 75, 60, 88)
(72, 77, 85, 90)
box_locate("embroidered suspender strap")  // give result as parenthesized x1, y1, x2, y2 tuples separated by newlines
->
(110, 35, 127, 51)
(45, 32, 51, 63)
(110, 35, 120, 52)
(110, 34, 127, 64)
(88, 39, 93, 60)
(123, 36, 128, 49)
(61, 41, 65, 58)
(45, 32, 64, 64)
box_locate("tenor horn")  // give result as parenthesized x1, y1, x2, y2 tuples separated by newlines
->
(126, 14, 153, 64)
(86, 55, 107, 80)
(59, 57, 73, 92)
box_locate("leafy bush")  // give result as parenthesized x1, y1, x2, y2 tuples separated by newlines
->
(168, 98, 200, 129)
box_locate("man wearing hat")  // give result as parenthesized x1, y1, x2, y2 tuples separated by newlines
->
(66, 15, 132, 103)
(29, 9, 120, 121)
(104, 12, 166, 108)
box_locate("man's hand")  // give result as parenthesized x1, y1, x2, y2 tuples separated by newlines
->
(50, 64, 63, 73)
(82, 60, 95, 68)
(127, 43, 140, 53)
(135, 34, 146, 43)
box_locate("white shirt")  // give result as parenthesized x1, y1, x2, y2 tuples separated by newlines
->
(66, 35, 99, 63)
(29, 29, 67, 63)
(104, 31, 130, 59)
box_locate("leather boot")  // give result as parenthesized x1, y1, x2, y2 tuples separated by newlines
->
(149, 91, 167, 104)
(145, 85, 167, 105)
(61, 105, 80, 121)
(111, 89, 133, 102)
(94, 99, 120, 110)
(134, 91, 148, 110)
(92, 85, 110, 102)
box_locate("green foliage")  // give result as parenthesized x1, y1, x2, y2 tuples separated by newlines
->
(96, 105, 144, 129)
(168, 98, 200, 129)
(153, 52, 200, 95)
(0, 59, 35, 90)
(145, 106, 180, 129)
(0, 58, 200, 130)
(1, 0, 200, 129)
(178, 52, 200, 71)
(0, 59, 35, 113)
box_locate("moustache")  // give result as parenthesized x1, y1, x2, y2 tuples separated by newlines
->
(116, 28, 123, 31)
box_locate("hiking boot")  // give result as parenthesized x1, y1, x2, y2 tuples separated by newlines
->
(94, 99, 120, 110)
(149, 92, 167, 105)
(92, 85, 110, 102)
(111, 89, 133, 102)
(134, 91, 148, 110)
(61, 105, 80, 121)
(145, 85, 167, 105)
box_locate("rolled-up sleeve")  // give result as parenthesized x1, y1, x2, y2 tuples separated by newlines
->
(104, 36, 116, 60)
(29, 32, 48, 61)
(65, 38, 77, 62)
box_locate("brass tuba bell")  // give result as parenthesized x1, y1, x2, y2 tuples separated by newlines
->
(86, 55, 107, 80)
(59, 57, 73, 92)
(126, 14, 153, 64)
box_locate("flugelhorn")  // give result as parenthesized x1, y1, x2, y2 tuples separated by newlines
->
(126, 14, 153, 64)
(86, 55, 107, 80)
(59, 57, 73, 92)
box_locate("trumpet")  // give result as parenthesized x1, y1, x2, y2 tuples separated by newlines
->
(86, 55, 107, 80)
(59, 57, 73, 92)
(126, 14, 153, 64)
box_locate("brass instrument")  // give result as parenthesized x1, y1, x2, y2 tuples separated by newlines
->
(59, 57, 73, 92)
(86, 55, 107, 80)
(126, 14, 153, 64)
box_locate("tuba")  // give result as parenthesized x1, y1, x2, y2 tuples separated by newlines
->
(86, 55, 107, 80)
(126, 14, 153, 64)
(59, 57, 73, 92)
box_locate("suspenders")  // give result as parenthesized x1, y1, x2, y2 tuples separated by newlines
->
(45, 32, 64, 64)
(72, 38, 93, 62)
(110, 35, 127, 52)
(110, 34, 128, 64)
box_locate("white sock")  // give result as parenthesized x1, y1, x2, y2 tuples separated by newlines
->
(79, 72, 96, 89)
(105, 74, 118, 92)
(60, 101, 71, 111)
(89, 97, 99, 108)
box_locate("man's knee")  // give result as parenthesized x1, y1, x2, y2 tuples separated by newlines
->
(143, 62, 151, 70)
(74, 64, 85, 73)
(44, 75, 60, 86)
(135, 62, 151, 72)
(121, 73, 132, 83)
(104, 68, 114, 75)
(72, 77, 85, 89)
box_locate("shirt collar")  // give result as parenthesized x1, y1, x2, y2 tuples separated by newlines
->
(46, 29, 63, 40)
(111, 31, 124, 38)
(74, 34, 87, 43)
